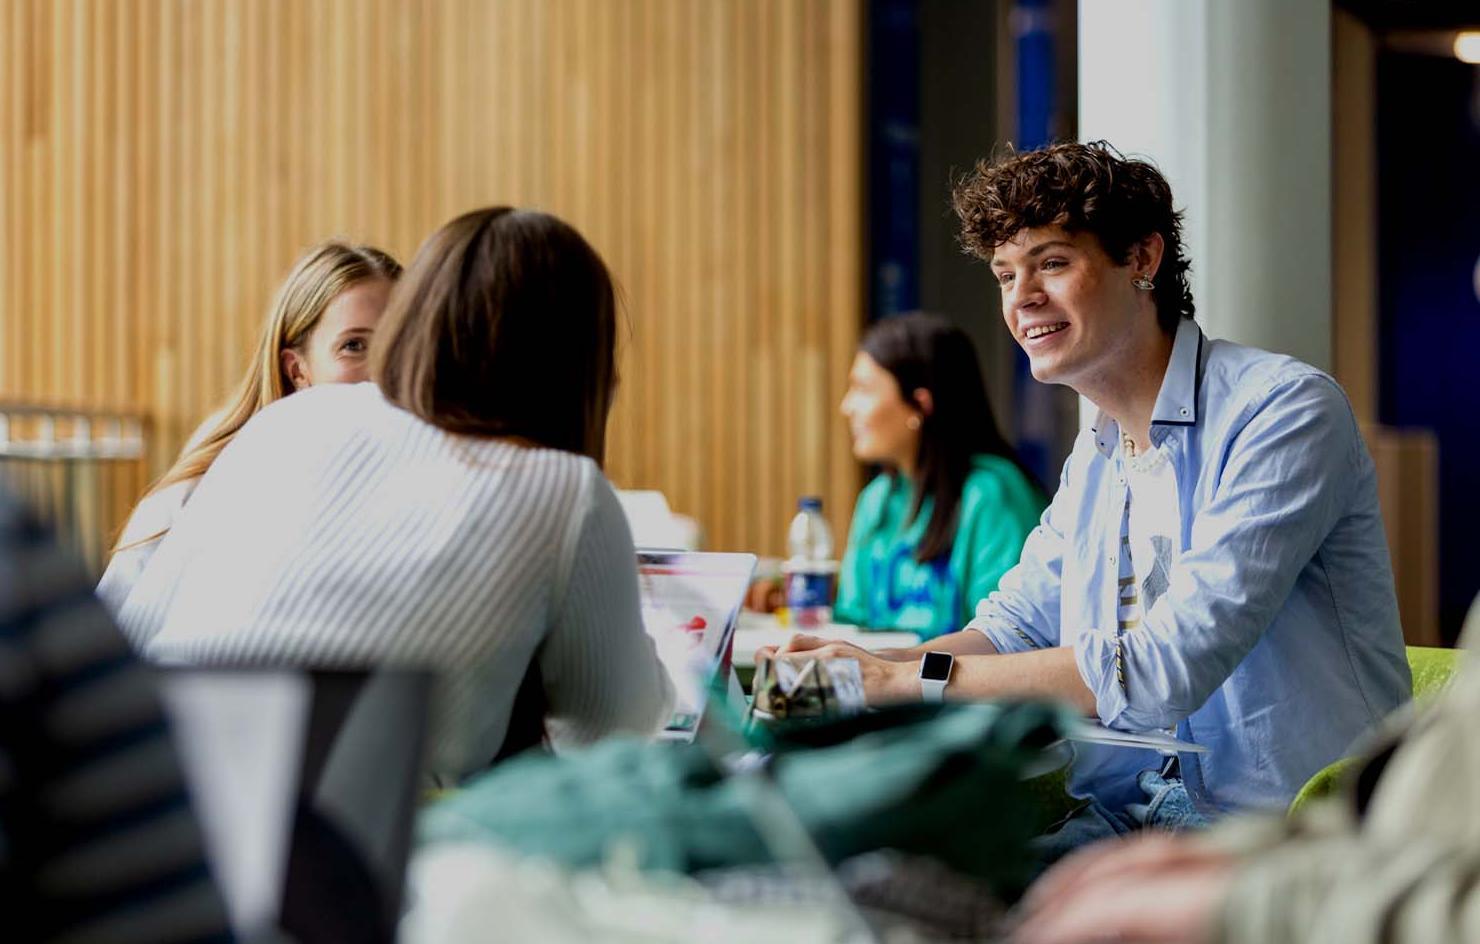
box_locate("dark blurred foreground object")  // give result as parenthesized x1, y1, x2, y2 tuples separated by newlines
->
(159, 668, 432, 944)
(279, 800, 387, 944)
(0, 488, 232, 943)
(419, 701, 1071, 899)
(700, 849, 1012, 941)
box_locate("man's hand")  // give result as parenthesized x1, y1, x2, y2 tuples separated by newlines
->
(1010, 834, 1236, 944)
(752, 631, 860, 665)
(754, 634, 917, 705)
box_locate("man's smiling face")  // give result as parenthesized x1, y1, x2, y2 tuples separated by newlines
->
(990, 226, 1151, 390)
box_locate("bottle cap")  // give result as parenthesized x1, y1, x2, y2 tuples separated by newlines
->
(798, 496, 823, 512)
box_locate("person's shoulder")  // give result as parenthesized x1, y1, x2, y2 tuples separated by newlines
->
(1199, 337, 1359, 446)
(117, 477, 200, 543)
(262, 380, 386, 421)
(856, 472, 895, 507)
(182, 407, 229, 453)
(195, 385, 400, 492)
(484, 442, 605, 512)
(963, 455, 1046, 513)
(539, 453, 627, 559)
(1201, 336, 1345, 410)
(836, 472, 895, 542)
(243, 383, 396, 446)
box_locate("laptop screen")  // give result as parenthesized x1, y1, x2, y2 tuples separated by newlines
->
(637, 549, 756, 739)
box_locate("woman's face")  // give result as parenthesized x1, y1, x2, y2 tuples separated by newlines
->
(282, 278, 394, 389)
(840, 352, 921, 469)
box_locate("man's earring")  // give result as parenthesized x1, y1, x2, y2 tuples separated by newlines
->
(1133, 275, 1156, 291)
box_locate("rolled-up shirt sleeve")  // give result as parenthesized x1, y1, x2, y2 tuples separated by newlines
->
(966, 461, 1071, 654)
(1077, 375, 1362, 731)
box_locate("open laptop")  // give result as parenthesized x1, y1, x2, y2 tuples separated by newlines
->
(159, 667, 432, 944)
(636, 549, 756, 741)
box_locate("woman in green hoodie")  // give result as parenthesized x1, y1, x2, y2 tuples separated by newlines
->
(835, 313, 1046, 640)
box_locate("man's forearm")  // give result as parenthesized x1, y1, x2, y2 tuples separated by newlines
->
(874, 627, 1000, 662)
(944, 645, 1097, 715)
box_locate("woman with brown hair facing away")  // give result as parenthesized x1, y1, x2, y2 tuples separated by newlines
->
(114, 208, 673, 781)
(97, 241, 401, 611)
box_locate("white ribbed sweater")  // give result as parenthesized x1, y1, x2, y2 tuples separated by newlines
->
(115, 383, 672, 779)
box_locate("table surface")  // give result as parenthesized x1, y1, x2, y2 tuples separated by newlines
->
(730, 611, 919, 667)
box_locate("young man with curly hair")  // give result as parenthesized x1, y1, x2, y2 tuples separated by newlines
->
(772, 141, 1410, 859)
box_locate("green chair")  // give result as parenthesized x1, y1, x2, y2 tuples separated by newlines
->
(1287, 646, 1463, 816)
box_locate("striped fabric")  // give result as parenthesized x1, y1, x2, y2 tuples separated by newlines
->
(1114, 500, 1136, 695)
(1114, 440, 1183, 699)
(113, 383, 673, 781)
(96, 413, 219, 615)
(0, 490, 231, 943)
(95, 478, 199, 615)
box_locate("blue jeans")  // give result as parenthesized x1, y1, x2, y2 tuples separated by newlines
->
(1030, 768, 1211, 871)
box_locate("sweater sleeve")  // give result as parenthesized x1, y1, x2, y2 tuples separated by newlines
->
(1216, 835, 1480, 944)
(540, 468, 674, 745)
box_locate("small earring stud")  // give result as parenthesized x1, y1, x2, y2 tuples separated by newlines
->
(1133, 276, 1156, 291)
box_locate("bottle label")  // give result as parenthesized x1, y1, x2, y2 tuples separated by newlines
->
(787, 571, 833, 615)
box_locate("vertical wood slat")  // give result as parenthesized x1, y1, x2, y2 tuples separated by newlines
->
(1, 1, 15, 390)
(0, 0, 864, 562)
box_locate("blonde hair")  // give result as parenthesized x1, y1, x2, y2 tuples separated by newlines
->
(119, 241, 400, 548)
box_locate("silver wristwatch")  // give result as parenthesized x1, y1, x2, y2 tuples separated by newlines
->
(918, 651, 954, 702)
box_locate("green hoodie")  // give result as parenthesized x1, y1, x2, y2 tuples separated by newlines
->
(834, 454, 1045, 639)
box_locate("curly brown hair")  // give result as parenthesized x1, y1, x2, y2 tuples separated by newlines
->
(952, 141, 1194, 332)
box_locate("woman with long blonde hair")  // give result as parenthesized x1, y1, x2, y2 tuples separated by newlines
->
(98, 241, 401, 611)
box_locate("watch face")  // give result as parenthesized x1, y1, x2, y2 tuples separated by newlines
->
(920, 651, 953, 682)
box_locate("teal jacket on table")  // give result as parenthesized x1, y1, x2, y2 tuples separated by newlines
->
(834, 455, 1045, 639)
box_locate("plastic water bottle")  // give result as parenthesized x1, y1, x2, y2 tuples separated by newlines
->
(785, 496, 835, 628)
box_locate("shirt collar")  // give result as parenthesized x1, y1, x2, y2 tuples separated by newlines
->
(1150, 318, 1204, 428)
(1090, 319, 1205, 458)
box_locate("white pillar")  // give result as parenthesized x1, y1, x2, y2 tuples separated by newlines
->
(1077, 0, 1331, 371)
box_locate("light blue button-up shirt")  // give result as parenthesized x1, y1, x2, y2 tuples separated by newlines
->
(969, 318, 1411, 813)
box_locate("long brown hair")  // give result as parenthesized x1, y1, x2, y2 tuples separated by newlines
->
(373, 207, 618, 465)
(118, 241, 400, 549)
(860, 313, 1042, 562)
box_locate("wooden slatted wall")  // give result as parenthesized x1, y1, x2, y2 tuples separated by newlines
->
(0, 0, 864, 563)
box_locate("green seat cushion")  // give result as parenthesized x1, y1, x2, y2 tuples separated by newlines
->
(1288, 646, 1463, 816)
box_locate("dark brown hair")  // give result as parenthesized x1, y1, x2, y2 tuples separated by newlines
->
(861, 313, 1042, 562)
(952, 141, 1195, 332)
(374, 207, 617, 464)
